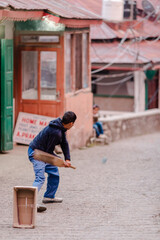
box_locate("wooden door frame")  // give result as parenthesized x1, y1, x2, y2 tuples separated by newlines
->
(16, 45, 63, 117)
(145, 71, 159, 109)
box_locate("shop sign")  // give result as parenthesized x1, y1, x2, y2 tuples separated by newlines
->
(13, 112, 53, 145)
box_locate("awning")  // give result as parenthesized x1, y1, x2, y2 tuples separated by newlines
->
(0, 9, 44, 21)
(59, 18, 102, 28)
(0, 8, 101, 28)
(0, 0, 101, 19)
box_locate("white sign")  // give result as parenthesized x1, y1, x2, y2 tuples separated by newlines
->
(13, 112, 54, 145)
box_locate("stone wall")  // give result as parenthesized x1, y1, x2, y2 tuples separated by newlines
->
(99, 109, 160, 143)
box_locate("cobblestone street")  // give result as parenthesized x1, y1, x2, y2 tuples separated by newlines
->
(0, 132, 160, 240)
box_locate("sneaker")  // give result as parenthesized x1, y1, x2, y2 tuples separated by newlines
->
(99, 134, 107, 139)
(37, 204, 47, 212)
(42, 197, 63, 203)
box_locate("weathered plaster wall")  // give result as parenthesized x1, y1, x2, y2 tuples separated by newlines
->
(100, 109, 160, 142)
(94, 96, 134, 111)
(3, 21, 14, 39)
(65, 91, 93, 149)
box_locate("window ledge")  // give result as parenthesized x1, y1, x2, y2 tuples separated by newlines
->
(65, 88, 91, 97)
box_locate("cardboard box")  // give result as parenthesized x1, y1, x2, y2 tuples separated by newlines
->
(13, 186, 37, 228)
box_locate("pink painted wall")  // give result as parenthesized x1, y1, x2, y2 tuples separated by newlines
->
(64, 91, 93, 149)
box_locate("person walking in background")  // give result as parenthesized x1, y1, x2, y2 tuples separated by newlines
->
(28, 111, 77, 212)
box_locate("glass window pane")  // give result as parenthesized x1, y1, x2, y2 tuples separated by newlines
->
(21, 35, 59, 43)
(22, 51, 38, 99)
(75, 34, 82, 90)
(65, 34, 72, 93)
(40, 51, 57, 100)
(82, 33, 89, 88)
(39, 36, 59, 42)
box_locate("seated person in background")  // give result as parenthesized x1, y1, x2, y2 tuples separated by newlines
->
(93, 104, 105, 138)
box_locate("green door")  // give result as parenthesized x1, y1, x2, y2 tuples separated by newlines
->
(0, 39, 13, 151)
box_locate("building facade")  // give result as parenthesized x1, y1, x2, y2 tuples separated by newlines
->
(0, 2, 101, 151)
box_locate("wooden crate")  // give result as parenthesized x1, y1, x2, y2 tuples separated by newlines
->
(13, 186, 37, 228)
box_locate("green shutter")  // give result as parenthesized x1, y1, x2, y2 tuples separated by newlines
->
(0, 39, 13, 151)
(145, 79, 148, 110)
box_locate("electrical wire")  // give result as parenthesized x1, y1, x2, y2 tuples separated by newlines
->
(73, 0, 159, 28)
(92, 71, 134, 78)
(91, 2, 160, 110)
(147, 88, 159, 107)
(70, 0, 160, 109)
(91, 5, 160, 75)
(91, 31, 157, 75)
(91, 38, 137, 74)
(92, 74, 133, 86)
(92, 61, 153, 87)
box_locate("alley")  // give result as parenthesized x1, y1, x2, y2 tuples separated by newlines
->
(0, 132, 160, 240)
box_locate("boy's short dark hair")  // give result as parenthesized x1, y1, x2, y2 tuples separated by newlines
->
(62, 111, 77, 124)
(93, 104, 99, 109)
